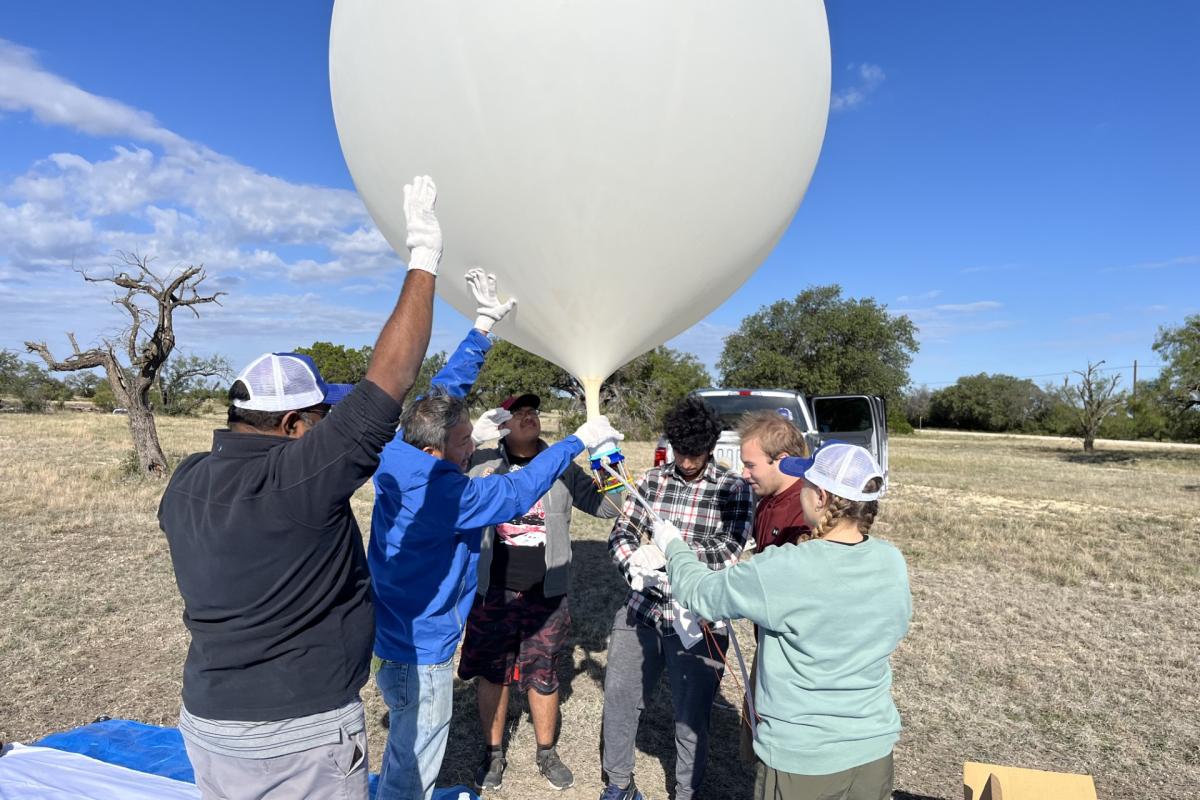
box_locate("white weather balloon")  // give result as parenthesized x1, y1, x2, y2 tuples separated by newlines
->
(330, 0, 830, 416)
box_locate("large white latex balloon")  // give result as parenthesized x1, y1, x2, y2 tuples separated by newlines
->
(330, 0, 830, 416)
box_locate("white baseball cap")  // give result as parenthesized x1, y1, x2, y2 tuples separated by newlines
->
(779, 441, 885, 502)
(232, 352, 353, 412)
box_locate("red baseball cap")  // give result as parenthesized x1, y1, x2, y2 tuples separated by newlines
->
(500, 393, 541, 412)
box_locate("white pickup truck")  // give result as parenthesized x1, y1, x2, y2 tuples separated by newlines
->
(654, 388, 889, 489)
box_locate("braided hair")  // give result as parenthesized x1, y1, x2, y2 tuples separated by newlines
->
(806, 476, 883, 540)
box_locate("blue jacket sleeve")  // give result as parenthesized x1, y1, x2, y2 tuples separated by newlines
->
(430, 328, 491, 398)
(455, 436, 586, 530)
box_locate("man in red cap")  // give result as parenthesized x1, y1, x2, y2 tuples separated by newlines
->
(458, 392, 618, 791)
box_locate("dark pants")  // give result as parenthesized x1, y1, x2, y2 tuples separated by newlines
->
(754, 753, 894, 800)
(600, 606, 726, 800)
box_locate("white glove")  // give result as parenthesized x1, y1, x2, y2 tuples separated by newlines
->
(466, 268, 516, 333)
(403, 175, 441, 274)
(629, 566, 664, 593)
(652, 519, 683, 553)
(471, 408, 512, 445)
(630, 544, 667, 571)
(572, 415, 624, 454)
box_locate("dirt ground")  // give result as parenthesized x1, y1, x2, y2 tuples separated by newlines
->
(1, 413, 1197, 798)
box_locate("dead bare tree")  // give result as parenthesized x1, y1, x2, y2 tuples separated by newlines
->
(1068, 360, 1123, 453)
(25, 252, 224, 477)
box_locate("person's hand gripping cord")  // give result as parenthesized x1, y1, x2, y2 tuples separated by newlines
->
(573, 415, 624, 456)
(466, 268, 516, 333)
(403, 175, 441, 274)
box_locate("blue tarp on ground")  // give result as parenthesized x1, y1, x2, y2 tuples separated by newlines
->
(34, 719, 477, 800)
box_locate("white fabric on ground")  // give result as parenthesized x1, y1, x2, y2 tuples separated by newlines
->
(0, 744, 201, 800)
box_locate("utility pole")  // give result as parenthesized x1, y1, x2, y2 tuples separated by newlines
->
(1132, 360, 1138, 401)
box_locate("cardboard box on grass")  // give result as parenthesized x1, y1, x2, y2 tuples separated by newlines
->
(963, 761, 1097, 800)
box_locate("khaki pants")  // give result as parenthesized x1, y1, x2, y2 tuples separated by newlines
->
(754, 752, 893, 800)
(183, 729, 369, 800)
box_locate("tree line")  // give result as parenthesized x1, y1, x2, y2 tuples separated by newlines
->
(10, 253, 1198, 476)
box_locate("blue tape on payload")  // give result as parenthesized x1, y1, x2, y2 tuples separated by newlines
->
(35, 719, 194, 783)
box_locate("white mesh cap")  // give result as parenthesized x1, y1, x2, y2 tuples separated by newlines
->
(233, 353, 329, 412)
(779, 442, 884, 501)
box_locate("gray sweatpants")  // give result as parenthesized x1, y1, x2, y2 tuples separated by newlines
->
(182, 725, 368, 800)
(600, 606, 726, 800)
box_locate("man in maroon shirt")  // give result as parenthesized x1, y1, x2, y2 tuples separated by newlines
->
(738, 411, 811, 550)
(735, 410, 811, 763)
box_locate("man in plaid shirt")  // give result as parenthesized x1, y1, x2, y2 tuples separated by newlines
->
(599, 396, 753, 800)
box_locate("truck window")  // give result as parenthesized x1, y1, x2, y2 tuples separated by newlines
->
(812, 396, 873, 433)
(698, 395, 805, 431)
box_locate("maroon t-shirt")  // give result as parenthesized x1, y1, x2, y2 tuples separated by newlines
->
(752, 478, 809, 550)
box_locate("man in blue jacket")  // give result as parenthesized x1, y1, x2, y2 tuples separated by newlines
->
(368, 294, 623, 799)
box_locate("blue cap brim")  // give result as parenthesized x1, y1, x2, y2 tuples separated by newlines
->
(322, 383, 354, 405)
(779, 454, 815, 478)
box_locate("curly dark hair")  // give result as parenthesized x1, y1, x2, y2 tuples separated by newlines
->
(663, 396, 723, 457)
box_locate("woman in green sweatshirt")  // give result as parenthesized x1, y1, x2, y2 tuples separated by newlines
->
(653, 442, 911, 800)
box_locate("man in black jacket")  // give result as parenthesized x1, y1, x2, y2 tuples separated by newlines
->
(158, 175, 440, 800)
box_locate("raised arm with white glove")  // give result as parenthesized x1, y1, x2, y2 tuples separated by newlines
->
(466, 268, 516, 333)
(403, 175, 441, 275)
(471, 407, 513, 445)
(572, 415, 624, 455)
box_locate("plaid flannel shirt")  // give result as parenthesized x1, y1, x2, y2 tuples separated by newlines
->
(609, 459, 753, 635)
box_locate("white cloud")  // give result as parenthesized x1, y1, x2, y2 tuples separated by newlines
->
(959, 263, 1020, 275)
(0, 37, 402, 285)
(890, 299, 1010, 343)
(0, 37, 424, 370)
(831, 62, 886, 112)
(0, 39, 185, 150)
(896, 289, 942, 303)
(1099, 254, 1200, 274)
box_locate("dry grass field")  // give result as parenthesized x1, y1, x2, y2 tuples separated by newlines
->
(1, 412, 1198, 799)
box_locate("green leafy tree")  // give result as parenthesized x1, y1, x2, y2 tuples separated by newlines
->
(292, 341, 373, 384)
(718, 285, 917, 401)
(1153, 314, 1200, 411)
(410, 351, 449, 400)
(155, 354, 233, 416)
(65, 371, 103, 398)
(469, 340, 577, 410)
(928, 373, 1050, 432)
(602, 347, 711, 438)
(469, 340, 710, 438)
(0, 350, 72, 412)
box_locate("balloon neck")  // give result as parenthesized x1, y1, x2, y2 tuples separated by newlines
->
(582, 377, 603, 421)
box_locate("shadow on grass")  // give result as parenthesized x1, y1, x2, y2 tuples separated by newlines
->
(1058, 448, 1200, 467)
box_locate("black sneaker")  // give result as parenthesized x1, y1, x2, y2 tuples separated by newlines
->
(475, 750, 507, 790)
(536, 746, 575, 790)
(599, 778, 644, 800)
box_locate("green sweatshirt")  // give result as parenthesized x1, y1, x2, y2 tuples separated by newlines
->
(665, 535, 911, 776)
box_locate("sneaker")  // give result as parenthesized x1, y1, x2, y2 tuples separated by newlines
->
(536, 746, 575, 790)
(599, 777, 643, 800)
(474, 750, 507, 790)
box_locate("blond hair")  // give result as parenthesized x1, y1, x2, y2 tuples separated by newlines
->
(737, 411, 810, 461)
(807, 477, 883, 540)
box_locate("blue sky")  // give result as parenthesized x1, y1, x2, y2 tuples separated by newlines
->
(2, 2, 1196, 392)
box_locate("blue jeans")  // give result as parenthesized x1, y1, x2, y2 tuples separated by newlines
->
(375, 657, 455, 800)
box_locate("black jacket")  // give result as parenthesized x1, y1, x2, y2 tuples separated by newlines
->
(158, 380, 401, 721)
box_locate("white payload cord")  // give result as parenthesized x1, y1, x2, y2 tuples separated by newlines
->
(724, 620, 758, 739)
(600, 460, 663, 525)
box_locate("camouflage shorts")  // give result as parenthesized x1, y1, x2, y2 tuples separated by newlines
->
(457, 583, 570, 694)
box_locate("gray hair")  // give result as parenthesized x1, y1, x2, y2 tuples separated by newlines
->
(401, 392, 469, 452)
